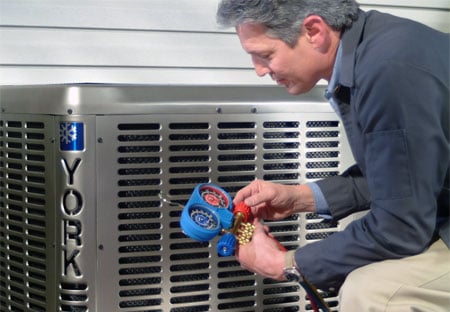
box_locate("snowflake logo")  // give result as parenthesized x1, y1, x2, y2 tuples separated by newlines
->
(60, 123, 78, 144)
(59, 122, 84, 151)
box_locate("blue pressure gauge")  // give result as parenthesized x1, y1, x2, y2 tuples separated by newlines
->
(180, 183, 234, 242)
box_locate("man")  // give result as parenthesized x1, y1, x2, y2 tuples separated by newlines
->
(216, 0, 450, 310)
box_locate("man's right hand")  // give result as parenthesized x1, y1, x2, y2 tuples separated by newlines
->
(232, 179, 316, 220)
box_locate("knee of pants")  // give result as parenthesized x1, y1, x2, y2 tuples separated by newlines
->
(339, 267, 372, 305)
(338, 265, 395, 309)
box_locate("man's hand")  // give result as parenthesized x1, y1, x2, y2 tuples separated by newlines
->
(235, 219, 286, 280)
(233, 179, 316, 220)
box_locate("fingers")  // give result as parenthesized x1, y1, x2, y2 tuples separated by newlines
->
(233, 179, 275, 207)
(235, 220, 286, 279)
(235, 219, 263, 257)
(242, 220, 279, 250)
(232, 180, 259, 205)
(254, 221, 281, 249)
(252, 218, 266, 234)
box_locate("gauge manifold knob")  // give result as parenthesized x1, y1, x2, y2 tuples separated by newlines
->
(217, 232, 237, 257)
(233, 201, 252, 222)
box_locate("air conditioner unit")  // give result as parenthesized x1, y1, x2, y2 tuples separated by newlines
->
(0, 84, 354, 312)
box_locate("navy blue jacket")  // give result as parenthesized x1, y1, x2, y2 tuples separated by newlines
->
(296, 10, 449, 290)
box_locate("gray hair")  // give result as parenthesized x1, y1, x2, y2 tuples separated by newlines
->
(217, 0, 360, 46)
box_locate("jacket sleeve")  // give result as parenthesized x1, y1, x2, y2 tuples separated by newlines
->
(315, 165, 370, 220)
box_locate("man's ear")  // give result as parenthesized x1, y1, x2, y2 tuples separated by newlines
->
(302, 15, 331, 52)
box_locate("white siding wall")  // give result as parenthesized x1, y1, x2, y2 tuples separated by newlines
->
(0, 0, 448, 86)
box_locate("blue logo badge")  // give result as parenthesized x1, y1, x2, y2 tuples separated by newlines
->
(60, 122, 84, 151)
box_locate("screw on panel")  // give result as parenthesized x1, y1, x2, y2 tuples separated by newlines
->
(216, 107, 222, 114)
(97, 137, 103, 143)
(251, 107, 257, 113)
(67, 109, 73, 115)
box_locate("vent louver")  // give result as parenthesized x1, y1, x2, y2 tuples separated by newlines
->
(0, 118, 52, 312)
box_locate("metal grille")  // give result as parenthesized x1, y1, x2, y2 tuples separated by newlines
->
(0, 117, 54, 312)
(96, 113, 347, 312)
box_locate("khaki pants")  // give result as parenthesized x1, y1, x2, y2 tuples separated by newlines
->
(339, 239, 450, 312)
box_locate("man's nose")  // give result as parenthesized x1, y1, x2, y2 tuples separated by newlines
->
(252, 58, 270, 77)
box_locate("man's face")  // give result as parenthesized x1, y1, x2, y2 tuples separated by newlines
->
(236, 23, 327, 95)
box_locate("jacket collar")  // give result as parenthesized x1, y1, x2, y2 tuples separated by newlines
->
(339, 9, 367, 88)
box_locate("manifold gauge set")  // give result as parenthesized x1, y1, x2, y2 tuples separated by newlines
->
(169, 183, 330, 312)
(176, 183, 255, 257)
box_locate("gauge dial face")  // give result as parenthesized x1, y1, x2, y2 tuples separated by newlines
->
(190, 207, 218, 229)
(199, 185, 229, 208)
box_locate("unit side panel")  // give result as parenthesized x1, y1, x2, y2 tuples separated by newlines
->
(0, 114, 57, 312)
(96, 108, 353, 312)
